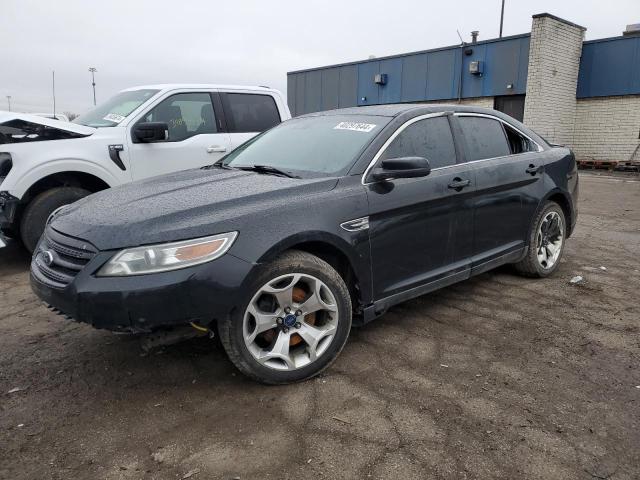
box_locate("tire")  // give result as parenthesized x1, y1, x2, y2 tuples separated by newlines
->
(20, 187, 91, 253)
(218, 250, 352, 384)
(514, 201, 566, 278)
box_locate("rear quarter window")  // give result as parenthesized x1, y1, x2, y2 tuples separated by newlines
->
(222, 93, 281, 133)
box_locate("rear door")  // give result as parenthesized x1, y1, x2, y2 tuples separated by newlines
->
(220, 92, 283, 150)
(366, 114, 475, 301)
(127, 91, 231, 180)
(454, 113, 545, 271)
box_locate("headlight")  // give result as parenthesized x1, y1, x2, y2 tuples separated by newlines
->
(97, 232, 238, 276)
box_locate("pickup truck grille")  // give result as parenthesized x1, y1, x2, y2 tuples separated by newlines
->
(31, 227, 97, 289)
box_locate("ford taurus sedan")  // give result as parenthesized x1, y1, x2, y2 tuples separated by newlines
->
(30, 104, 578, 384)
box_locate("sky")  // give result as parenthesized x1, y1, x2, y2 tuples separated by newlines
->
(2, 0, 639, 115)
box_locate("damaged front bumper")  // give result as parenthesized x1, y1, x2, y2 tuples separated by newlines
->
(0, 191, 20, 247)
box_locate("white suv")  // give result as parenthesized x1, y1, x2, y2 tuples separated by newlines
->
(0, 84, 290, 251)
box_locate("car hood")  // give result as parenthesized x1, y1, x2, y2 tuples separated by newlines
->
(0, 111, 96, 135)
(51, 167, 339, 250)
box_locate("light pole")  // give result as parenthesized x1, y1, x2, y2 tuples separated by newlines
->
(499, 0, 505, 38)
(88, 67, 97, 105)
(6, 96, 11, 111)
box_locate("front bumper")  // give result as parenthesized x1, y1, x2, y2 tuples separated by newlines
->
(30, 249, 255, 332)
(0, 191, 20, 245)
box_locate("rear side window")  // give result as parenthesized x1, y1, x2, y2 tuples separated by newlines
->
(458, 116, 510, 161)
(380, 116, 457, 169)
(222, 93, 281, 133)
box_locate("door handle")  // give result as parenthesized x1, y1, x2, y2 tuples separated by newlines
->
(526, 164, 541, 175)
(207, 145, 227, 153)
(448, 178, 471, 191)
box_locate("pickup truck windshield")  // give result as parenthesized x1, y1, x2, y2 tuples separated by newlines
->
(223, 115, 389, 176)
(73, 89, 159, 128)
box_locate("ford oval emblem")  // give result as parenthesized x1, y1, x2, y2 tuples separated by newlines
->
(42, 250, 54, 266)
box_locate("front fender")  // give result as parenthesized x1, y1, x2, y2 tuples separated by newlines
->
(9, 158, 119, 199)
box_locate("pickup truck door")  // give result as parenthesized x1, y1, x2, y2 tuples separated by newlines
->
(127, 91, 231, 180)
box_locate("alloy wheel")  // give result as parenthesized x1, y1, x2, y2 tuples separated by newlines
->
(536, 211, 564, 269)
(243, 273, 339, 371)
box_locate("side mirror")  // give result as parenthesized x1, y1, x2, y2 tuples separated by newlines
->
(370, 156, 431, 182)
(133, 122, 168, 143)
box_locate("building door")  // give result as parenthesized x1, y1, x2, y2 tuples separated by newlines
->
(494, 95, 525, 122)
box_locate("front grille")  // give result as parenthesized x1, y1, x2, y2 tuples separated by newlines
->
(31, 227, 97, 289)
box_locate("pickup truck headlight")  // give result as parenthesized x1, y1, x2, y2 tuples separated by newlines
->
(97, 232, 238, 276)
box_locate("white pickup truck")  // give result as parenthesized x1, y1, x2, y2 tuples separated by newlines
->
(0, 84, 290, 251)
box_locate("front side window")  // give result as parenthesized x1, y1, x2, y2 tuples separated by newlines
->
(458, 116, 510, 161)
(140, 92, 217, 142)
(73, 89, 159, 128)
(223, 114, 389, 176)
(380, 116, 457, 169)
(223, 93, 281, 133)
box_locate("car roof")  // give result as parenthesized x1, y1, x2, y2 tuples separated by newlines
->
(299, 103, 500, 118)
(120, 84, 279, 94)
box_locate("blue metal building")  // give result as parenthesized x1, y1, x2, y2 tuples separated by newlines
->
(287, 24, 640, 121)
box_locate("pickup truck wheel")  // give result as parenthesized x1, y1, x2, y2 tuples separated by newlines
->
(514, 201, 566, 278)
(20, 187, 91, 252)
(218, 250, 352, 384)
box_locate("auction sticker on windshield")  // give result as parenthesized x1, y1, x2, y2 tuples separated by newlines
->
(334, 122, 377, 133)
(103, 113, 126, 124)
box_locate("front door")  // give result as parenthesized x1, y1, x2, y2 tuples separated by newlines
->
(454, 113, 545, 268)
(366, 114, 475, 301)
(128, 92, 231, 180)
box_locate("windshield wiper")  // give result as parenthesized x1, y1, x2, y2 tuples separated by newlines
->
(234, 164, 300, 179)
(202, 160, 233, 170)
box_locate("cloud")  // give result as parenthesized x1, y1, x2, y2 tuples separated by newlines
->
(0, 0, 633, 113)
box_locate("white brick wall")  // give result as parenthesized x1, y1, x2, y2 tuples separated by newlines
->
(523, 14, 585, 146)
(573, 95, 640, 162)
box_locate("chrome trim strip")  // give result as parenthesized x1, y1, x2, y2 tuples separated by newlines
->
(454, 112, 544, 153)
(361, 110, 544, 186)
(340, 216, 369, 232)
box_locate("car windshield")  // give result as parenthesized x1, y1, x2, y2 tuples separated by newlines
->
(223, 114, 389, 176)
(73, 89, 159, 128)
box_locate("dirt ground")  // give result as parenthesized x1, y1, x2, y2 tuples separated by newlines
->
(0, 172, 638, 480)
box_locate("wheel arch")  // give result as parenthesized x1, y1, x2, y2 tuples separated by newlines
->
(543, 189, 574, 237)
(20, 171, 111, 205)
(256, 232, 368, 315)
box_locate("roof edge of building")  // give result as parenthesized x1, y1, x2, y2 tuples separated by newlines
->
(287, 33, 531, 75)
(532, 12, 587, 31)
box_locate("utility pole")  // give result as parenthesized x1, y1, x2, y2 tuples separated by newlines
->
(52, 71, 56, 118)
(6, 96, 11, 111)
(499, 0, 505, 38)
(88, 67, 97, 105)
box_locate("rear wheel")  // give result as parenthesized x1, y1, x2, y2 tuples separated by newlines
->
(20, 187, 90, 252)
(514, 201, 566, 278)
(218, 250, 352, 384)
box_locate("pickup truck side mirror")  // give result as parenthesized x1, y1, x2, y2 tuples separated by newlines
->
(370, 156, 431, 182)
(133, 122, 169, 143)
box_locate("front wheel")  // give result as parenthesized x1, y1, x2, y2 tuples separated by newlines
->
(514, 201, 566, 278)
(218, 250, 352, 384)
(20, 187, 91, 253)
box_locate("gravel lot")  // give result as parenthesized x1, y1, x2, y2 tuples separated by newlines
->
(1, 172, 639, 480)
